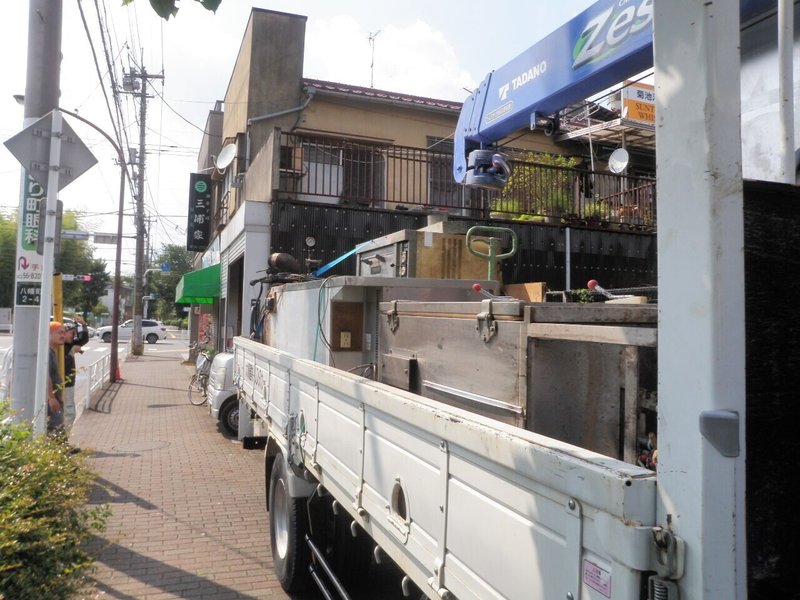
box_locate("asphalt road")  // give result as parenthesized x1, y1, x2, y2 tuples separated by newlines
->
(0, 328, 189, 412)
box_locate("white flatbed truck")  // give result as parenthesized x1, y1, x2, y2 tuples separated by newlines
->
(232, 2, 798, 598)
(233, 274, 667, 599)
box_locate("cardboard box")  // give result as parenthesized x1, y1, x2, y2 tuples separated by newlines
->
(504, 282, 547, 302)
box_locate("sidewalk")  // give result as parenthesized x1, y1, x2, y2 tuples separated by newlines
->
(70, 345, 294, 600)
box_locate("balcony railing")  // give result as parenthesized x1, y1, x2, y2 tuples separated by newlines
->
(278, 133, 656, 230)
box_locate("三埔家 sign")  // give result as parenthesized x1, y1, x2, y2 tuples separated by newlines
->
(186, 173, 212, 252)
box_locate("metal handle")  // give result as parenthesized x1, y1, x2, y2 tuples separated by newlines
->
(465, 226, 518, 281)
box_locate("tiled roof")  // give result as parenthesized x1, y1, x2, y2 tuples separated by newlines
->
(303, 78, 463, 112)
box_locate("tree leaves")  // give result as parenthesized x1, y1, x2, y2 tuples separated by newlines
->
(0, 211, 110, 315)
(148, 244, 194, 320)
(121, 0, 222, 20)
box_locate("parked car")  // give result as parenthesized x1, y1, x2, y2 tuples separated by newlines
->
(95, 319, 167, 344)
(206, 352, 238, 436)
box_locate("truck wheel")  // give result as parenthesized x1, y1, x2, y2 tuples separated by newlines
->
(269, 456, 310, 593)
(219, 398, 239, 436)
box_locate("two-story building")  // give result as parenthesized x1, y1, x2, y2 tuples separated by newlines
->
(177, 8, 657, 350)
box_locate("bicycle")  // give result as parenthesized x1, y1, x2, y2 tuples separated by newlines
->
(248, 267, 309, 340)
(188, 343, 212, 406)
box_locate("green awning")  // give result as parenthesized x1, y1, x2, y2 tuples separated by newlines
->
(175, 263, 220, 304)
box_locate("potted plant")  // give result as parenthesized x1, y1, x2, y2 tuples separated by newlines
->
(583, 200, 605, 226)
(495, 151, 578, 223)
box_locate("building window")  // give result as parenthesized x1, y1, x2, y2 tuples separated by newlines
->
(426, 136, 481, 211)
(342, 143, 384, 203)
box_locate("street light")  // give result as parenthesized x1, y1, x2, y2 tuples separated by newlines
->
(14, 96, 130, 383)
(59, 109, 129, 383)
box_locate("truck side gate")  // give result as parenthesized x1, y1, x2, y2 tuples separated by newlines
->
(235, 336, 657, 600)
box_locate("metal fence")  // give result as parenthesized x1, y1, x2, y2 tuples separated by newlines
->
(278, 133, 656, 230)
(493, 160, 656, 229)
(270, 201, 657, 292)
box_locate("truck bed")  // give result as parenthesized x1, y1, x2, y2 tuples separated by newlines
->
(234, 336, 657, 600)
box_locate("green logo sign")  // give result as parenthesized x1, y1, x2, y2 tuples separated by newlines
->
(194, 180, 208, 193)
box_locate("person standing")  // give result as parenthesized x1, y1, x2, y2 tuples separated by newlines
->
(47, 321, 66, 433)
(62, 317, 90, 431)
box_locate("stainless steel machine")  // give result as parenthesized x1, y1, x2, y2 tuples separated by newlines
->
(377, 299, 657, 462)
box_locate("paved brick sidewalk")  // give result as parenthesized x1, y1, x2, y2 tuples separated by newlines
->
(70, 346, 295, 600)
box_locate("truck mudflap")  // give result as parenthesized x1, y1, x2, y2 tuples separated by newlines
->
(234, 336, 659, 600)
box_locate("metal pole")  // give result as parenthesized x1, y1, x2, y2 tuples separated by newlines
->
(132, 65, 147, 356)
(32, 110, 63, 435)
(111, 163, 125, 380)
(12, 0, 62, 426)
(53, 108, 127, 383)
(778, 0, 795, 184)
(564, 226, 571, 292)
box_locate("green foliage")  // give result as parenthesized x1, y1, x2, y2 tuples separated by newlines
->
(0, 213, 17, 308)
(73, 259, 111, 318)
(573, 288, 594, 303)
(148, 245, 194, 321)
(122, 0, 221, 20)
(0, 211, 110, 313)
(492, 152, 579, 220)
(0, 402, 109, 599)
(583, 200, 606, 220)
(163, 318, 188, 330)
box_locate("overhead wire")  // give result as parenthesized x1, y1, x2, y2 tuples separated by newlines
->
(83, 0, 205, 258)
(147, 81, 211, 135)
(77, 0, 132, 185)
(151, 19, 166, 217)
(91, 0, 138, 204)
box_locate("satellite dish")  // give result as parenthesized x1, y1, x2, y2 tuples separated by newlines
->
(608, 148, 629, 174)
(214, 143, 237, 170)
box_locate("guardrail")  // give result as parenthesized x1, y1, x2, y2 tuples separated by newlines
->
(80, 346, 128, 414)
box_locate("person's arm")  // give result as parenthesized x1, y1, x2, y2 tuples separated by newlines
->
(47, 376, 60, 413)
(75, 318, 90, 345)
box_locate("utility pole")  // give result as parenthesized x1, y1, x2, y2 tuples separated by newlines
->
(11, 1, 62, 425)
(123, 63, 162, 355)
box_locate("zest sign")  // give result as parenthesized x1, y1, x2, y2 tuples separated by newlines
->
(572, 0, 653, 69)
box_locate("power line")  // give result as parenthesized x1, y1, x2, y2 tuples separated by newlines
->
(147, 81, 210, 135)
(77, 0, 132, 188)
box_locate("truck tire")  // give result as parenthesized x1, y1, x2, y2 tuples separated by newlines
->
(269, 456, 310, 593)
(218, 397, 238, 436)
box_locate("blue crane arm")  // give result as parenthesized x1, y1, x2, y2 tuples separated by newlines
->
(453, 0, 777, 186)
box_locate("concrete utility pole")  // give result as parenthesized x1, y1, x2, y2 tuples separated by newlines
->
(125, 64, 162, 355)
(11, 0, 62, 425)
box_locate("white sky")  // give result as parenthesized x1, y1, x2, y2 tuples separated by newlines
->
(0, 0, 595, 274)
